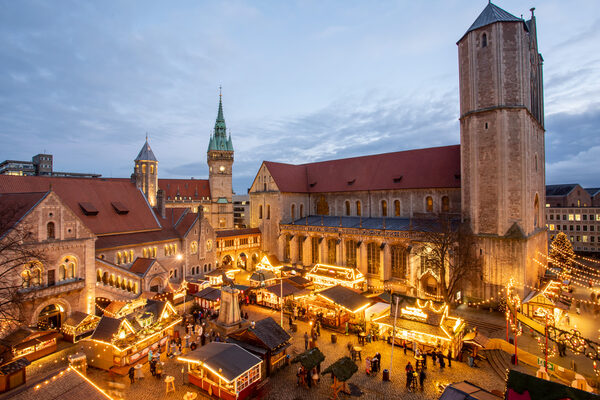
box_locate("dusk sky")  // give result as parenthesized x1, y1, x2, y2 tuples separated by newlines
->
(1, 1, 599, 194)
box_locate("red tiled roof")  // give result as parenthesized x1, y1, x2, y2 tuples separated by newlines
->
(159, 179, 210, 200)
(129, 258, 156, 276)
(0, 192, 48, 238)
(216, 227, 260, 238)
(263, 145, 461, 193)
(0, 176, 160, 236)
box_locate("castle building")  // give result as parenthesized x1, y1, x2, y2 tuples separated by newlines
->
(249, 2, 547, 300)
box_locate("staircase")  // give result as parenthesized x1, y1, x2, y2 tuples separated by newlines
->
(484, 349, 512, 380)
(463, 318, 505, 335)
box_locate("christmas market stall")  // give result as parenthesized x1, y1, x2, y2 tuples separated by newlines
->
(248, 269, 277, 288)
(322, 356, 358, 400)
(0, 328, 60, 363)
(228, 317, 291, 377)
(254, 255, 283, 276)
(82, 299, 180, 372)
(194, 287, 222, 311)
(373, 296, 466, 356)
(206, 268, 240, 287)
(521, 280, 571, 326)
(255, 280, 311, 310)
(178, 342, 262, 400)
(61, 311, 101, 343)
(285, 275, 312, 289)
(305, 264, 365, 290)
(0, 357, 30, 393)
(305, 285, 372, 329)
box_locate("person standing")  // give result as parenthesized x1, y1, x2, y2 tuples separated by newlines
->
(148, 349, 153, 364)
(447, 349, 452, 367)
(419, 369, 426, 391)
(128, 366, 135, 384)
(403, 340, 407, 355)
(288, 315, 293, 329)
(439, 352, 445, 369)
(304, 332, 309, 350)
(431, 350, 437, 366)
(405, 362, 413, 391)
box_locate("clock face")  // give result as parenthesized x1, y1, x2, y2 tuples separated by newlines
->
(219, 165, 225, 172)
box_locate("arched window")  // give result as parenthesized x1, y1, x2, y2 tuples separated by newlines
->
(345, 240, 357, 268)
(356, 201, 362, 216)
(152, 247, 157, 258)
(391, 245, 407, 279)
(381, 200, 387, 217)
(300, 204, 304, 218)
(130, 250, 134, 262)
(191, 241, 197, 254)
(59, 264, 66, 281)
(143, 248, 148, 258)
(173, 244, 178, 253)
(31, 268, 41, 286)
(133, 282, 138, 293)
(345, 201, 350, 216)
(311, 237, 319, 264)
(534, 154, 538, 172)
(97, 270, 102, 283)
(367, 242, 380, 275)
(150, 165, 154, 174)
(259, 205, 263, 219)
(327, 238, 337, 264)
(109, 274, 115, 287)
(142, 164, 146, 173)
(68, 261, 75, 279)
(284, 235, 291, 262)
(442, 196, 450, 213)
(267, 205, 271, 219)
(102, 272, 108, 285)
(116, 252, 122, 264)
(426, 196, 433, 213)
(291, 204, 295, 221)
(47, 222, 55, 240)
(127, 280, 132, 292)
(482, 33, 487, 47)
(394, 200, 400, 217)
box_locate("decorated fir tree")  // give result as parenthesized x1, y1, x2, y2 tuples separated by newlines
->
(550, 232, 575, 276)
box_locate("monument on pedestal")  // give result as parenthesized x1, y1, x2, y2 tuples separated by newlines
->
(209, 277, 249, 336)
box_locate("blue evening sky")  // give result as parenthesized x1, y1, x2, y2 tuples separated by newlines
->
(0, 1, 598, 194)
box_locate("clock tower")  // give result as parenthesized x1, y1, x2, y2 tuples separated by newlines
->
(207, 91, 234, 229)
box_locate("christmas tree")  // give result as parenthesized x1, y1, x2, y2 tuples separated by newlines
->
(550, 232, 575, 276)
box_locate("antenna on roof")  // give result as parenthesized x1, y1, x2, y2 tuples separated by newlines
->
(530, 7, 535, 17)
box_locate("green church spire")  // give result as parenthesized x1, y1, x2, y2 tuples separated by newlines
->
(208, 88, 234, 152)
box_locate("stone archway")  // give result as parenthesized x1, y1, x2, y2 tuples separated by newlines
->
(149, 276, 163, 293)
(31, 298, 71, 328)
(222, 254, 233, 267)
(419, 271, 440, 297)
(236, 253, 247, 270)
(250, 253, 259, 270)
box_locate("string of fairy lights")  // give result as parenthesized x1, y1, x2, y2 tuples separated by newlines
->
(549, 245, 600, 279)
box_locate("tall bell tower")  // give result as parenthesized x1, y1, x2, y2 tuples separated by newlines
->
(458, 3, 546, 297)
(207, 90, 234, 229)
(133, 136, 158, 206)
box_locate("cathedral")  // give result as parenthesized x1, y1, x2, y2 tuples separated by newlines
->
(249, 2, 547, 302)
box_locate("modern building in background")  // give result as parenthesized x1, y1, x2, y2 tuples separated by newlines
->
(233, 194, 250, 228)
(0, 154, 100, 178)
(546, 184, 600, 253)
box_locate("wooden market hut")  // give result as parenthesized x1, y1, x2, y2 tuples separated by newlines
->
(228, 317, 291, 377)
(309, 285, 372, 329)
(248, 269, 277, 288)
(61, 311, 101, 343)
(194, 286, 222, 311)
(206, 268, 240, 287)
(256, 281, 310, 309)
(0, 328, 60, 363)
(305, 263, 365, 290)
(82, 299, 181, 373)
(285, 275, 312, 289)
(522, 281, 571, 324)
(438, 381, 502, 400)
(0, 357, 30, 393)
(179, 342, 263, 400)
(372, 296, 466, 356)
(254, 255, 283, 275)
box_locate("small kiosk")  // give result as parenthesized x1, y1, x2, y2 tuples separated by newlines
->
(254, 255, 283, 276)
(206, 268, 240, 287)
(248, 270, 277, 288)
(179, 342, 262, 400)
(256, 281, 310, 310)
(228, 317, 291, 377)
(305, 264, 365, 290)
(61, 312, 100, 343)
(0, 357, 30, 393)
(194, 287, 222, 311)
(522, 281, 571, 325)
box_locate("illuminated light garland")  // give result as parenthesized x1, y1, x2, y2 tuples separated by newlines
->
(533, 255, 600, 288)
(33, 367, 114, 399)
(540, 251, 600, 285)
(549, 245, 600, 278)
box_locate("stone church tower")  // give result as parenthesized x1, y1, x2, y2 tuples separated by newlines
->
(133, 137, 158, 206)
(458, 3, 546, 298)
(207, 94, 234, 229)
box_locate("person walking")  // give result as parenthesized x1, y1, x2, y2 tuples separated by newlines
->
(288, 315, 293, 329)
(403, 340, 407, 355)
(419, 369, 426, 391)
(405, 362, 414, 391)
(439, 352, 445, 369)
(447, 349, 452, 367)
(431, 350, 437, 366)
(316, 321, 321, 336)
(304, 332, 309, 350)
(148, 349, 153, 364)
(128, 366, 135, 384)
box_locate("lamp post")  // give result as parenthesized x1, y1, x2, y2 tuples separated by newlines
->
(389, 295, 400, 379)
(176, 254, 186, 315)
(280, 277, 284, 328)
